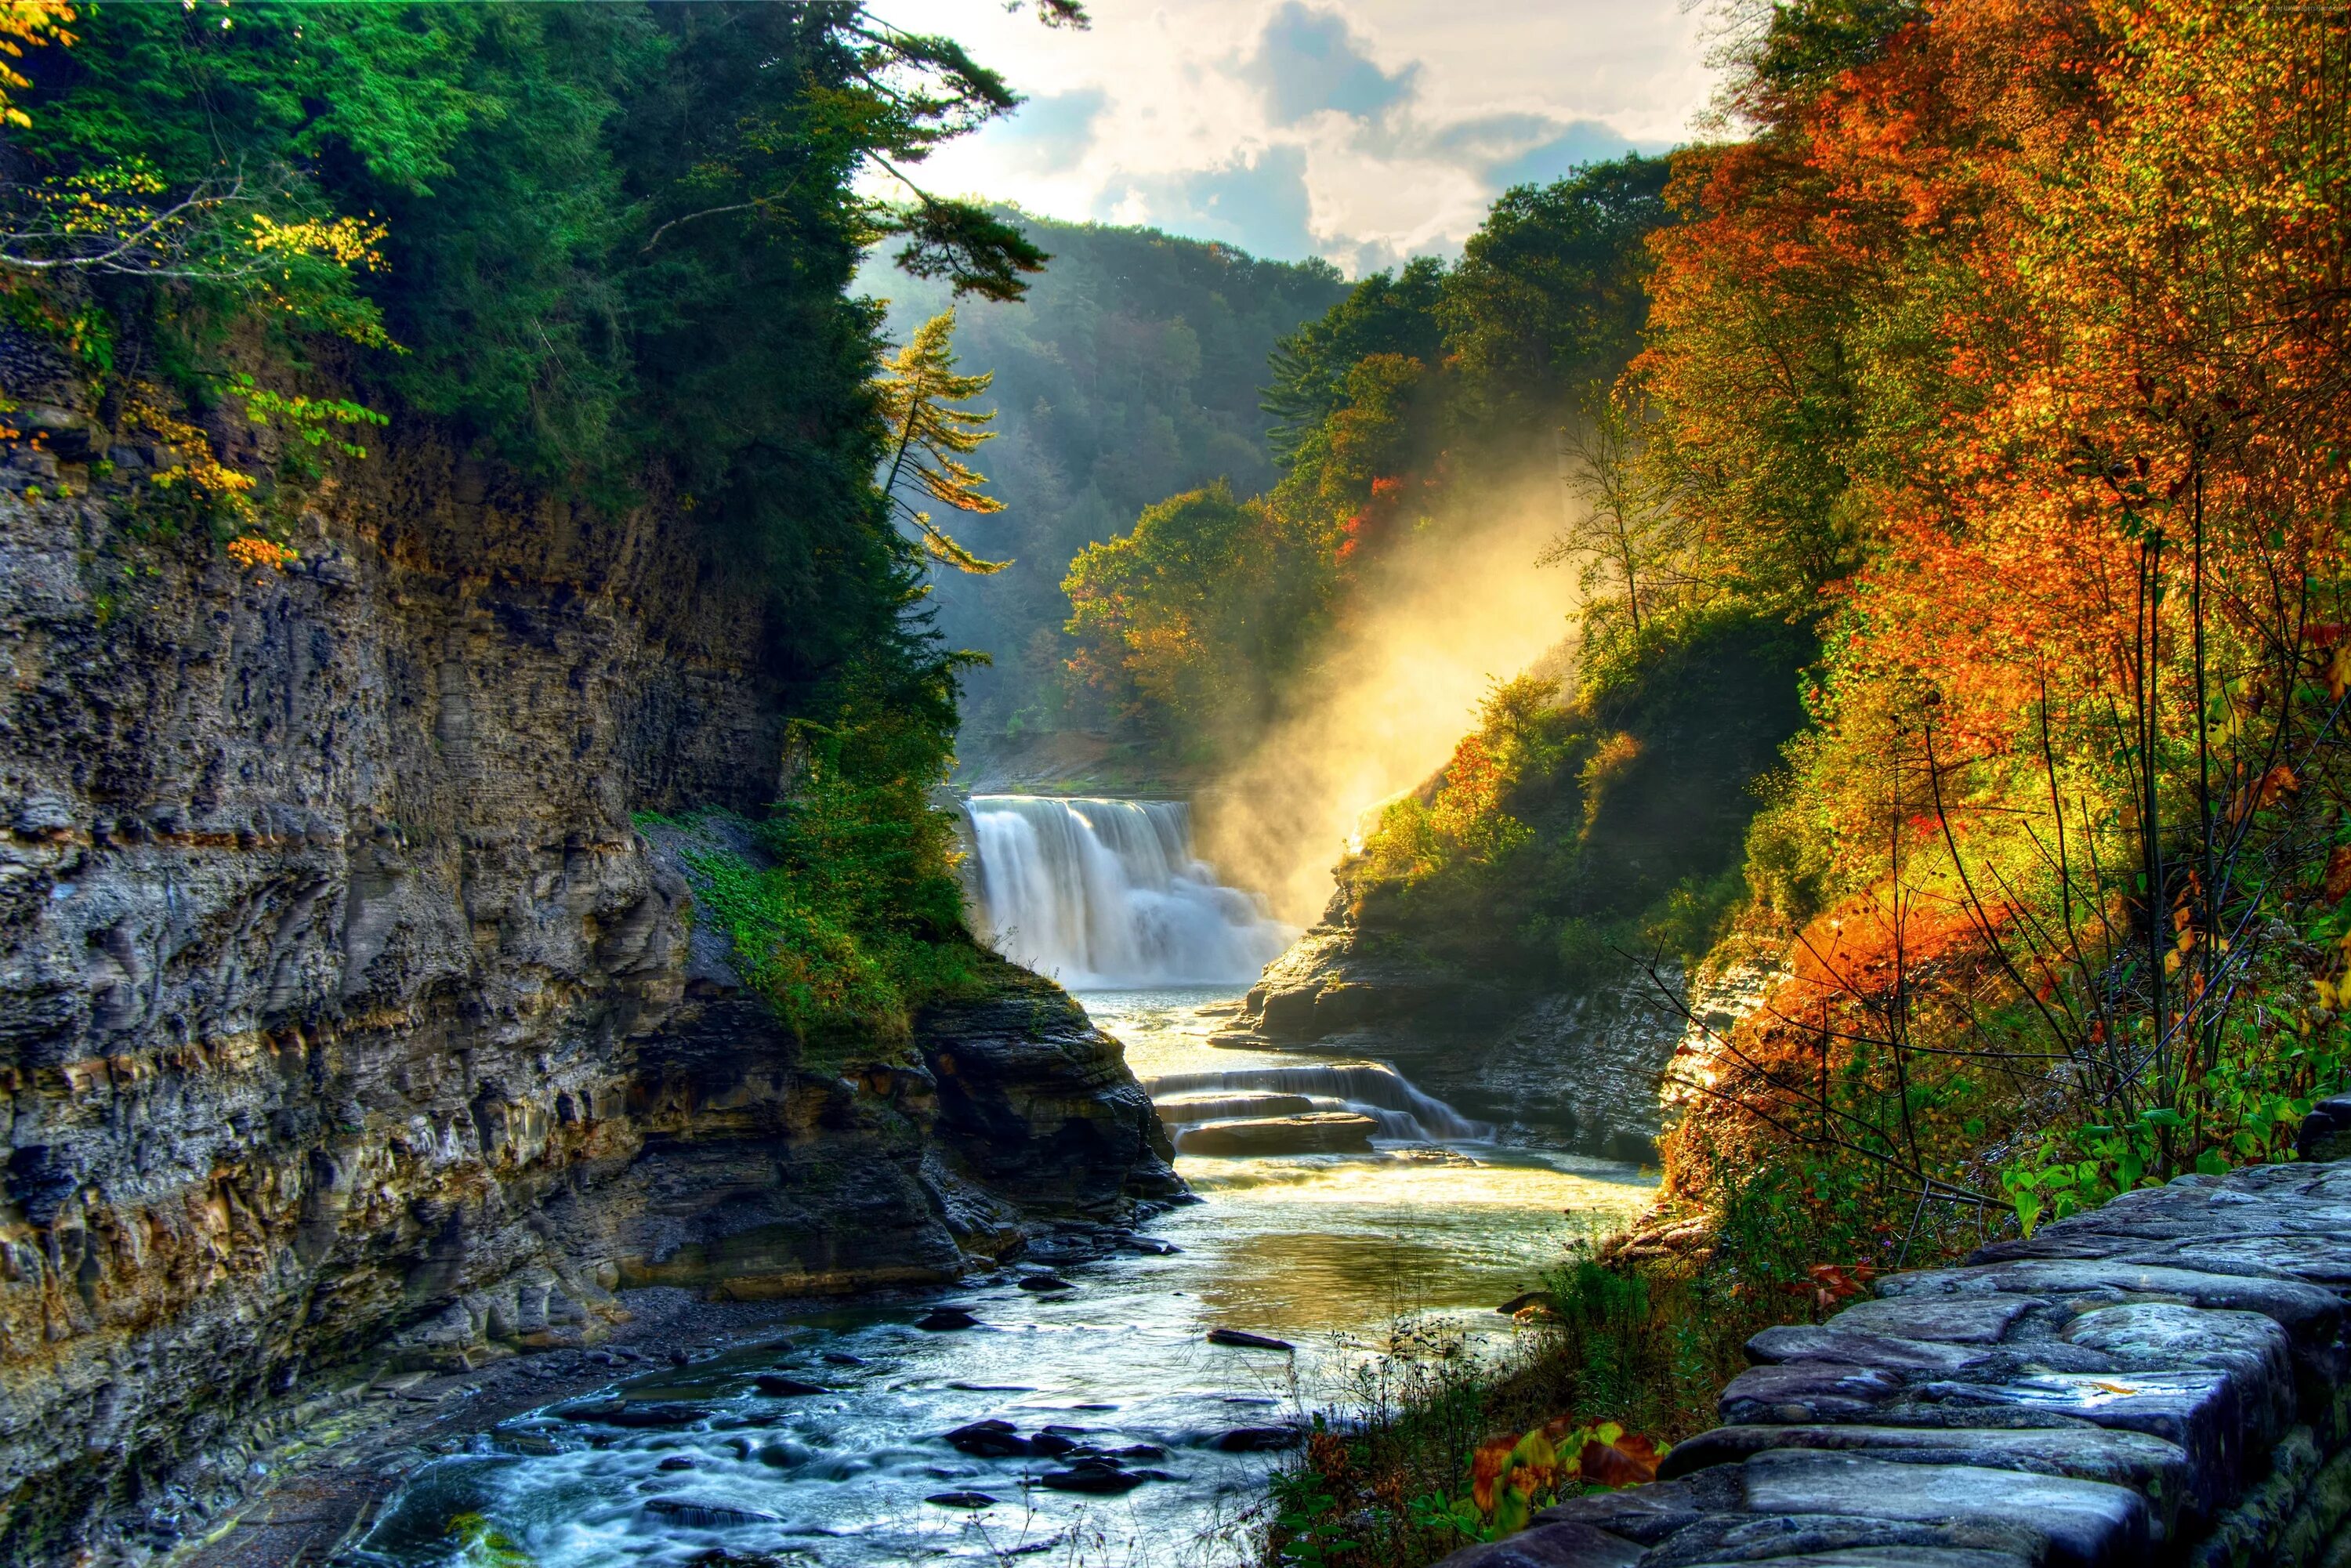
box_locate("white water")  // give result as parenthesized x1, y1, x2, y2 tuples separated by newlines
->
(1144, 1061, 1494, 1142)
(967, 795, 1291, 987)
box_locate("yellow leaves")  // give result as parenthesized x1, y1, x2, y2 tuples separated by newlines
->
(225, 536, 297, 572)
(875, 309, 1008, 574)
(2328, 643, 2351, 702)
(245, 213, 389, 272)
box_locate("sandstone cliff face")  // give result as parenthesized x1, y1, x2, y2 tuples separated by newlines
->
(0, 363, 1176, 1559)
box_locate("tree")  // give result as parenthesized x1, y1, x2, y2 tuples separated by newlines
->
(875, 308, 1008, 574)
(1542, 393, 1688, 636)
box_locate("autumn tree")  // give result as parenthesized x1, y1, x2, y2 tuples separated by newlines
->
(876, 308, 1008, 574)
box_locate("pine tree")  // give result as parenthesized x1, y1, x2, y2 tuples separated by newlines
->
(875, 308, 1009, 574)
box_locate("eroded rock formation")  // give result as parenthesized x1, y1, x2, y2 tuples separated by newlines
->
(0, 361, 1176, 1558)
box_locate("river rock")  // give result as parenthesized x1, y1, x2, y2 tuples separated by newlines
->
(752, 1375, 828, 1397)
(560, 1400, 715, 1429)
(1176, 1113, 1378, 1157)
(944, 1419, 1032, 1458)
(918, 1306, 981, 1331)
(1029, 1432, 1080, 1458)
(824, 1353, 869, 1367)
(643, 1497, 784, 1528)
(1019, 1274, 1075, 1292)
(1206, 1327, 1294, 1351)
(926, 1492, 1000, 1508)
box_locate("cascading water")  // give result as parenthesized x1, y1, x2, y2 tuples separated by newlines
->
(1145, 1063, 1494, 1143)
(967, 795, 1291, 987)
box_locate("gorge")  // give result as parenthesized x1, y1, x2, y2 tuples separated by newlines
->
(2, 2, 2346, 1567)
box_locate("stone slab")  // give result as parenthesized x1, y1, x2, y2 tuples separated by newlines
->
(1904, 1368, 2241, 1507)
(1656, 1421, 2191, 1537)
(1719, 1363, 1904, 1425)
(1746, 1325, 1997, 1376)
(1878, 1261, 2344, 1338)
(2062, 1302, 2295, 1442)
(1827, 1295, 2038, 1344)
(1737, 1451, 2151, 1567)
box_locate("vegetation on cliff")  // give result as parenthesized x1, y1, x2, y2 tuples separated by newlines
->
(0, 0, 1081, 1039)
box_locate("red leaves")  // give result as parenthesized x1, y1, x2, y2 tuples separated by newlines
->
(1794, 1262, 1876, 1313)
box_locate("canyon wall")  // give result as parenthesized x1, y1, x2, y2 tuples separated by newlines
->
(0, 347, 1176, 1559)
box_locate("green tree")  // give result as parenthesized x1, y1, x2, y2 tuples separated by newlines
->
(1262, 254, 1444, 465)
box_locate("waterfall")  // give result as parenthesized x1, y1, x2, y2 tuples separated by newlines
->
(1143, 1063, 1494, 1142)
(967, 795, 1292, 988)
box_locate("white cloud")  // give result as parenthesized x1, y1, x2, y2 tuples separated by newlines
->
(871, 0, 1718, 272)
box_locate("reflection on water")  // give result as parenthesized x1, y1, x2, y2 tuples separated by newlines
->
(359, 986, 1654, 1568)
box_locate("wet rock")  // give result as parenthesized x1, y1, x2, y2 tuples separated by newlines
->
(944, 1420, 1032, 1459)
(926, 1492, 1000, 1508)
(1206, 1327, 1294, 1352)
(1029, 1432, 1080, 1458)
(1212, 1426, 1301, 1452)
(1119, 1236, 1182, 1256)
(1019, 1274, 1075, 1292)
(643, 1497, 782, 1527)
(1176, 1112, 1378, 1157)
(754, 1442, 808, 1469)
(918, 1306, 980, 1331)
(823, 1353, 870, 1367)
(658, 1456, 697, 1472)
(751, 1375, 828, 1397)
(559, 1400, 715, 1429)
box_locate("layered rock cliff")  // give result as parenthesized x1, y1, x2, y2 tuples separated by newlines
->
(0, 360, 1176, 1559)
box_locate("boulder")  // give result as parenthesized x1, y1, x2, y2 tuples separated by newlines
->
(751, 1375, 828, 1397)
(1176, 1113, 1377, 1157)
(918, 1306, 980, 1331)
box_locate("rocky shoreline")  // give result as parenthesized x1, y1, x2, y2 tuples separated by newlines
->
(1435, 1103, 2351, 1568)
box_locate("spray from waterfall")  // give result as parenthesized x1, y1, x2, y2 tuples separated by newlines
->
(967, 795, 1291, 987)
(1194, 465, 1586, 925)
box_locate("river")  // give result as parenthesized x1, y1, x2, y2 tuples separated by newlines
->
(357, 803, 1654, 1568)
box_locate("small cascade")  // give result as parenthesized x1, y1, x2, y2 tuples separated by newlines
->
(967, 795, 1291, 988)
(1143, 1063, 1493, 1143)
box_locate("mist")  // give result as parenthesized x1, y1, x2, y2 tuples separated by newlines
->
(1195, 464, 1584, 925)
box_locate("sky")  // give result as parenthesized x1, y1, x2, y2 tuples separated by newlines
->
(874, 0, 1725, 274)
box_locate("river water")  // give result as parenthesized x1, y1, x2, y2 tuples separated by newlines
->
(361, 803, 1654, 1568)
